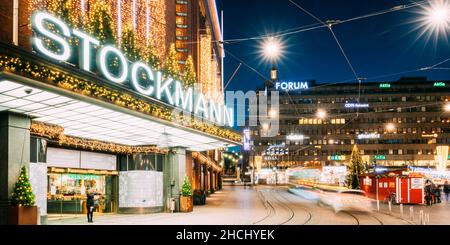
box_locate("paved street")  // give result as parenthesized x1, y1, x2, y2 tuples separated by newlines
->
(45, 186, 450, 225)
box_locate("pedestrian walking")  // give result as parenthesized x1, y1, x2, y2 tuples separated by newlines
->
(444, 181, 450, 203)
(434, 184, 441, 204)
(425, 180, 433, 206)
(86, 189, 95, 223)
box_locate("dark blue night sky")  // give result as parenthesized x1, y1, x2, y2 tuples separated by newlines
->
(217, 0, 450, 92)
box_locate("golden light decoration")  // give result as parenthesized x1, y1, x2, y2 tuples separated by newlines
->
(192, 152, 223, 173)
(199, 32, 212, 98)
(31, 121, 168, 154)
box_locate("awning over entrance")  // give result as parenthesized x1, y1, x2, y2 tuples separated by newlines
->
(0, 79, 237, 151)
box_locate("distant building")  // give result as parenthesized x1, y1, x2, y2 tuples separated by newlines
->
(251, 77, 450, 169)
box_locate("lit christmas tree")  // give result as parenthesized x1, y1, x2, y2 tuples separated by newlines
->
(144, 41, 162, 70)
(182, 55, 197, 87)
(164, 43, 180, 80)
(346, 144, 363, 189)
(11, 167, 35, 207)
(181, 176, 193, 197)
(120, 27, 141, 62)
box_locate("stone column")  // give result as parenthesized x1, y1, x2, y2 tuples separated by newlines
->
(0, 112, 30, 225)
(210, 168, 215, 193)
(164, 147, 187, 212)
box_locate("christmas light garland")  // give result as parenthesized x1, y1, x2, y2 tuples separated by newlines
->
(0, 55, 242, 143)
(192, 152, 222, 173)
(30, 121, 168, 154)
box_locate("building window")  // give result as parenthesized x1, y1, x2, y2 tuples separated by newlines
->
(30, 137, 47, 163)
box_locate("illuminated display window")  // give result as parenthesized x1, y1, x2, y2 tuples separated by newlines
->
(176, 16, 186, 25)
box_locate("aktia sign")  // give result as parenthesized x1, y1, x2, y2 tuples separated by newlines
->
(31, 12, 233, 127)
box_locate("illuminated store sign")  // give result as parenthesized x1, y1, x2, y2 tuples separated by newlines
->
(345, 103, 369, 108)
(275, 81, 309, 91)
(286, 134, 307, 141)
(374, 155, 386, 160)
(328, 155, 346, 161)
(357, 133, 380, 140)
(434, 82, 446, 87)
(379, 83, 391, 88)
(31, 12, 233, 127)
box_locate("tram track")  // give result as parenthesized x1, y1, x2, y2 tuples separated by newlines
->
(254, 188, 313, 225)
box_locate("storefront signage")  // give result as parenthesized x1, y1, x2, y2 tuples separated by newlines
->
(374, 155, 386, 160)
(345, 103, 369, 108)
(31, 12, 233, 127)
(275, 81, 309, 91)
(363, 177, 372, 186)
(357, 133, 380, 140)
(379, 83, 391, 88)
(286, 134, 307, 141)
(411, 178, 423, 189)
(67, 173, 100, 180)
(434, 82, 446, 87)
(328, 155, 346, 161)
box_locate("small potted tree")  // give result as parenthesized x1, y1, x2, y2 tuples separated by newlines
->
(9, 166, 38, 225)
(180, 176, 193, 212)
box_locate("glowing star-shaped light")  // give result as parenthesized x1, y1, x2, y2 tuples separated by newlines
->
(415, 0, 450, 41)
(261, 37, 284, 61)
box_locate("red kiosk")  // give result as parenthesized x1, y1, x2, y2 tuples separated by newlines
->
(360, 172, 425, 204)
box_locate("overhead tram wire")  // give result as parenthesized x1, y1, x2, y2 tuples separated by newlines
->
(288, 0, 363, 120)
(178, 0, 429, 46)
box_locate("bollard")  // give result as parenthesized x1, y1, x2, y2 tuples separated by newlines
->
(426, 213, 430, 225)
(410, 207, 414, 221)
(400, 204, 403, 217)
(377, 200, 380, 211)
(419, 210, 424, 225)
(388, 201, 392, 213)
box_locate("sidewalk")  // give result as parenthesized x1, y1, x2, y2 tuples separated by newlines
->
(375, 201, 450, 225)
(47, 186, 268, 225)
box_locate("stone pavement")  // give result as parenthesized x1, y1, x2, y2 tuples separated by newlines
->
(48, 186, 267, 225)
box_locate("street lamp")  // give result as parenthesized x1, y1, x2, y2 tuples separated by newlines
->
(444, 103, 450, 112)
(386, 123, 396, 132)
(262, 37, 283, 61)
(269, 109, 278, 118)
(316, 109, 327, 119)
(416, 0, 450, 39)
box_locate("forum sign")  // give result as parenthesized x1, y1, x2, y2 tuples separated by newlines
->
(275, 81, 309, 91)
(31, 12, 233, 127)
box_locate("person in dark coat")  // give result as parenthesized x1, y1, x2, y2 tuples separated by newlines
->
(434, 184, 441, 204)
(443, 181, 450, 203)
(86, 189, 95, 223)
(424, 180, 433, 206)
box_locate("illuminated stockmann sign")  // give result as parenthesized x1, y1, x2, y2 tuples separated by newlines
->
(275, 81, 309, 91)
(31, 12, 233, 127)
